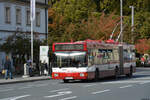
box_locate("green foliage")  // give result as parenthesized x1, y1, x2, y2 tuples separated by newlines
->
(48, 0, 150, 54)
(136, 59, 141, 67)
(53, 0, 97, 22)
(0, 33, 43, 63)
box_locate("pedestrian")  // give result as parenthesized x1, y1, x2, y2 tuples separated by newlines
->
(4, 56, 13, 80)
(141, 57, 145, 66)
(43, 61, 48, 75)
(27, 59, 33, 77)
(40, 61, 44, 76)
(29, 62, 33, 77)
(39, 60, 44, 76)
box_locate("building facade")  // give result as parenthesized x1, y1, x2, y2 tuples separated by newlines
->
(0, 0, 49, 72)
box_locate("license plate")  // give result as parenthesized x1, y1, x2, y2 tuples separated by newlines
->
(65, 77, 73, 79)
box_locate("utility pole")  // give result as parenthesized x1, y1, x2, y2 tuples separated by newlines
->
(120, 0, 123, 43)
(45, 0, 48, 46)
(30, 0, 36, 68)
(120, 0, 124, 75)
(130, 6, 134, 44)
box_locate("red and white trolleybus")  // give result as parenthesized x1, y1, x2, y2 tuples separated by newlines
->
(52, 39, 136, 83)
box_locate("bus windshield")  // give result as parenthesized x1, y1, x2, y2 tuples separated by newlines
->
(53, 51, 87, 68)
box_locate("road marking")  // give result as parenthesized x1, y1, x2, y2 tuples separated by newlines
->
(60, 96, 77, 100)
(49, 88, 69, 93)
(119, 85, 133, 89)
(58, 91, 72, 94)
(92, 89, 110, 95)
(0, 95, 30, 100)
(134, 77, 150, 80)
(139, 81, 150, 85)
(0, 89, 14, 92)
(18, 86, 31, 89)
(101, 80, 150, 84)
(44, 93, 65, 98)
(84, 84, 97, 87)
(44, 91, 72, 98)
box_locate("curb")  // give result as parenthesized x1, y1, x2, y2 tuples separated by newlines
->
(0, 77, 51, 85)
(136, 67, 150, 70)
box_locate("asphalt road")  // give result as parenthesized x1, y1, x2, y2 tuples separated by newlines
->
(0, 68, 150, 100)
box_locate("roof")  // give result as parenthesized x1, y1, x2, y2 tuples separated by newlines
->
(1, 0, 49, 8)
(53, 39, 134, 49)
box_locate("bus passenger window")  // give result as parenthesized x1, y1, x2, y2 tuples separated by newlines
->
(103, 52, 108, 59)
(88, 50, 94, 66)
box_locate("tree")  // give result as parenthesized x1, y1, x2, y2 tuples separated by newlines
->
(1, 33, 43, 65)
(52, 0, 98, 23)
(48, 0, 150, 56)
(135, 39, 150, 54)
(48, 8, 120, 43)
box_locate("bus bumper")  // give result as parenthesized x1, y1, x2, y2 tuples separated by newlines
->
(52, 72, 88, 80)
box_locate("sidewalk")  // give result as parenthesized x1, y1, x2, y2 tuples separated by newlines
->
(0, 75, 51, 85)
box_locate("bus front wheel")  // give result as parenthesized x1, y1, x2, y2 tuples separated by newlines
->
(63, 79, 69, 83)
(126, 67, 133, 78)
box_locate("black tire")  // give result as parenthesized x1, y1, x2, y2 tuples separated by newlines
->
(126, 67, 133, 78)
(94, 69, 99, 81)
(63, 79, 69, 83)
(114, 67, 119, 79)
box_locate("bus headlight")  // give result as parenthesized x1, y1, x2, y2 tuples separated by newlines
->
(54, 73, 58, 77)
(80, 73, 84, 77)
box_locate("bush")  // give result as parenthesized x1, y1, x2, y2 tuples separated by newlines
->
(136, 59, 141, 67)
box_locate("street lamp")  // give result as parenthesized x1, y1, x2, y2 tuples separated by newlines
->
(120, 0, 123, 43)
(129, 6, 134, 43)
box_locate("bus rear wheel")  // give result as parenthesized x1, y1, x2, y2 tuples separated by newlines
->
(94, 69, 99, 81)
(126, 67, 133, 78)
(114, 67, 119, 79)
(63, 79, 69, 83)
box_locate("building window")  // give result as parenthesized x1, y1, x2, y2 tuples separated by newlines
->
(26, 10, 30, 25)
(16, 8, 21, 25)
(5, 7, 11, 24)
(36, 12, 40, 27)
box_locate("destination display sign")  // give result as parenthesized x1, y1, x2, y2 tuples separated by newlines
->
(55, 44, 84, 51)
